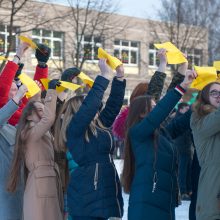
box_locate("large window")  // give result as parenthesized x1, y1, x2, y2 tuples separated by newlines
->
(79, 35, 102, 60)
(0, 25, 18, 54)
(114, 40, 139, 65)
(32, 29, 64, 59)
(148, 43, 159, 67)
(184, 48, 202, 66)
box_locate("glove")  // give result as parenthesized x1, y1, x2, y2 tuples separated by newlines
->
(15, 63, 24, 79)
(35, 43, 51, 63)
(61, 67, 80, 82)
(48, 79, 61, 89)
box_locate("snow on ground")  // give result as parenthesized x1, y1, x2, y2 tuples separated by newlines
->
(114, 160, 190, 220)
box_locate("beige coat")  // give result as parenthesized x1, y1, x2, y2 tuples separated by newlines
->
(23, 90, 63, 220)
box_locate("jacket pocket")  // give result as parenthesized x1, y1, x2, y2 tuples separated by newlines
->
(35, 169, 57, 198)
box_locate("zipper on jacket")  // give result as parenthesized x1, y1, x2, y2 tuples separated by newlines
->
(94, 163, 99, 190)
(106, 129, 122, 217)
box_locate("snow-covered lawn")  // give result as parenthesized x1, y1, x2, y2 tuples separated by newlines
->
(114, 160, 190, 220)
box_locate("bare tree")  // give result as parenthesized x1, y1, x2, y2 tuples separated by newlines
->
(149, 0, 220, 68)
(0, 0, 69, 72)
(50, 0, 128, 73)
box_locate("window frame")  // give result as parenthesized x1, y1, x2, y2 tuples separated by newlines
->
(32, 29, 64, 59)
(0, 25, 18, 55)
(78, 35, 103, 62)
(114, 39, 139, 66)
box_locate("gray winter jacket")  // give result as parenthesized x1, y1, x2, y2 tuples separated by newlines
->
(191, 109, 220, 220)
(0, 99, 23, 219)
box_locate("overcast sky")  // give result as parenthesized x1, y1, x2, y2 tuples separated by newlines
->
(51, 0, 161, 19)
(113, 0, 160, 19)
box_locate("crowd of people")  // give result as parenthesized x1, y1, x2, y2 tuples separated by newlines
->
(0, 39, 219, 220)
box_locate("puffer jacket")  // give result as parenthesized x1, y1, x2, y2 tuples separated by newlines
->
(66, 76, 126, 218)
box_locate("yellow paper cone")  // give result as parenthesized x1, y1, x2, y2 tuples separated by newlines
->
(18, 36, 38, 49)
(213, 61, 220, 71)
(154, 42, 187, 64)
(98, 48, 122, 70)
(40, 78, 49, 90)
(60, 81, 82, 91)
(18, 73, 41, 98)
(40, 78, 65, 92)
(190, 66, 217, 90)
(0, 56, 7, 61)
(78, 72, 94, 87)
(40, 79, 81, 92)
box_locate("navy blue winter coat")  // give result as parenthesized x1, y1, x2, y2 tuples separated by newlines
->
(66, 76, 126, 218)
(128, 88, 184, 220)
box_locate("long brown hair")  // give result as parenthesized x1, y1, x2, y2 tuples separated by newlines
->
(193, 82, 220, 118)
(122, 95, 153, 193)
(130, 82, 148, 103)
(7, 101, 41, 192)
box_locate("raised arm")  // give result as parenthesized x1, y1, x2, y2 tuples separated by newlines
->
(33, 43, 51, 87)
(0, 43, 29, 108)
(99, 64, 126, 128)
(29, 80, 58, 140)
(167, 53, 188, 92)
(132, 70, 197, 140)
(67, 59, 110, 138)
(146, 48, 167, 101)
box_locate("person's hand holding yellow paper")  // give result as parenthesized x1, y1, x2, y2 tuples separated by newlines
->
(18, 36, 38, 50)
(77, 72, 94, 88)
(154, 42, 187, 64)
(18, 73, 41, 98)
(98, 48, 122, 70)
(190, 66, 218, 90)
(40, 78, 82, 92)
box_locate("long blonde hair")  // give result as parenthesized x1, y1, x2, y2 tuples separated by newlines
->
(54, 95, 106, 152)
(7, 101, 41, 192)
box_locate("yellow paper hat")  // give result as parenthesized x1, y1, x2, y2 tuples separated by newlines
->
(213, 61, 220, 72)
(190, 66, 217, 90)
(77, 72, 94, 88)
(98, 48, 122, 70)
(154, 42, 187, 64)
(18, 73, 41, 98)
(40, 78, 81, 92)
(18, 36, 38, 49)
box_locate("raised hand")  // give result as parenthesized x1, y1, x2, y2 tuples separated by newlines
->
(35, 43, 51, 66)
(116, 64, 124, 80)
(48, 79, 61, 90)
(178, 53, 188, 76)
(157, 48, 167, 73)
(98, 59, 110, 79)
(12, 84, 28, 104)
(180, 69, 197, 89)
(13, 43, 29, 64)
